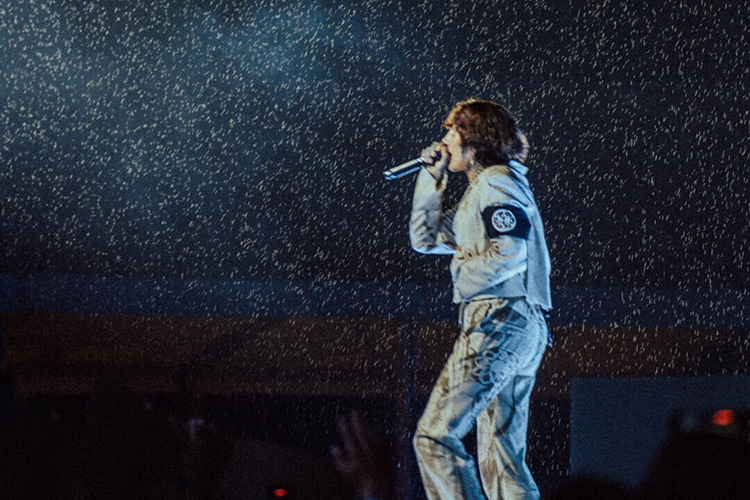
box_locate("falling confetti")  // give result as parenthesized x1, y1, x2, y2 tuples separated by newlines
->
(1, 0, 748, 496)
(1, 0, 747, 290)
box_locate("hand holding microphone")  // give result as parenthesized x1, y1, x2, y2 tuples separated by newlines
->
(383, 142, 449, 181)
(420, 142, 449, 182)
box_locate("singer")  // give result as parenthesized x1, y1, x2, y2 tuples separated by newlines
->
(410, 99, 552, 500)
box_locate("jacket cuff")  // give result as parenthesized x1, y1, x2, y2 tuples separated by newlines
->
(415, 167, 447, 192)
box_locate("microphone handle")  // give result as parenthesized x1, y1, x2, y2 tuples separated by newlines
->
(383, 158, 426, 181)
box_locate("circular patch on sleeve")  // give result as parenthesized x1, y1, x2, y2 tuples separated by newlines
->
(482, 204, 531, 239)
(491, 208, 517, 232)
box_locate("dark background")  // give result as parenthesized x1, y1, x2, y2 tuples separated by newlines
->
(2, 0, 748, 291)
(1, 1, 749, 497)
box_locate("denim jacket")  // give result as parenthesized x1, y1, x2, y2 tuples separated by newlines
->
(410, 160, 552, 309)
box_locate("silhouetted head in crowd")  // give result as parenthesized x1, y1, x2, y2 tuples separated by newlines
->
(640, 431, 750, 500)
(551, 475, 633, 500)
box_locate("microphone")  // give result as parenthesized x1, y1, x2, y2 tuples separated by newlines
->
(383, 157, 427, 181)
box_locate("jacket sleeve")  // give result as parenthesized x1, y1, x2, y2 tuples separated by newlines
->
(452, 174, 530, 294)
(409, 169, 457, 255)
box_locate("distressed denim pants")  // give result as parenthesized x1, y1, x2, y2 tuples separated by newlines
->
(413, 298, 549, 500)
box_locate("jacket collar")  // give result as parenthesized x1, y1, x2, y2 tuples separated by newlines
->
(508, 159, 528, 176)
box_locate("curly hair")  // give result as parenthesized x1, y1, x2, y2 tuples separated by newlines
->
(443, 99, 529, 167)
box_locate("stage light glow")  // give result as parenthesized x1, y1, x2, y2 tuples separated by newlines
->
(711, 409, 735, 427)
(271, 488, 289, 497)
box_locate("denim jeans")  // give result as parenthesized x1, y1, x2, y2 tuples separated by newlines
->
(413, 298, 548, 500)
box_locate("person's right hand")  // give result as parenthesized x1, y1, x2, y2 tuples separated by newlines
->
(331, 411, 392, 499)
(420, 141, 449, 181)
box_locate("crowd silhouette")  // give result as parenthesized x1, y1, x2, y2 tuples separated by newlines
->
(0, 371, 748, 499)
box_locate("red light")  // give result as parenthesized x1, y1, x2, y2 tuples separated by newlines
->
(272, 488, 288, 498)
(711, 409, 735, 426)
